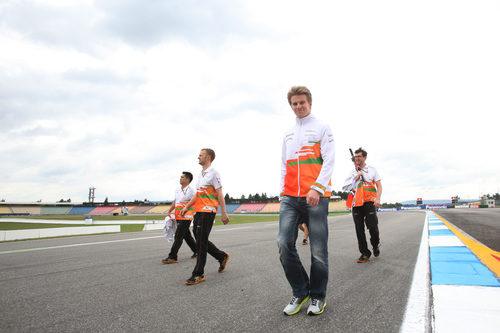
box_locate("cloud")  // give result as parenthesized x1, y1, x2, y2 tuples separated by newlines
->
(0, 0, 263, 50)
(98, 0, 260, 47)
(0, 0, 499, 203)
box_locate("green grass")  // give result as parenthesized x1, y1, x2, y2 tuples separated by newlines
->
(0, 214, 167, 221)
(0, 222, 91, 230)
(120, 224, 146, 232)
(0, 212, 348, 231)
(213, 215, 279, 225)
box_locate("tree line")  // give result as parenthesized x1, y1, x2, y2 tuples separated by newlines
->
(224, 191, 351, 204)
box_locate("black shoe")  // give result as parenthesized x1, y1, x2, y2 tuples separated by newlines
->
(161, 257, 178, 264)
(356, 254, 371, 263)
(373, 245, 380, 257)
(185, 275, 205, 285)
(218, 253, 230, 273)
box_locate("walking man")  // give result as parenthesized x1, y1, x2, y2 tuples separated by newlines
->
(278, 86, 335, 316)
(342, 147, 382, 263)
(181, 148, 230, 285)
(161, 171, 197, 264)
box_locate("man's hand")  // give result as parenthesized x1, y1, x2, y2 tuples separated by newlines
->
(306, 189, 321, 206)
(180, 208, 186, 217)
(221, 212, 230, 225)
(374, 199, 381, 208)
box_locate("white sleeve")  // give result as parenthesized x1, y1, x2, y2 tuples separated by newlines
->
(186, 186, 195, 200)
(342, 170, 357, 191)
(280, 136, 287, 197)
(212, 170, 222, 189)
(373, 167, 381, 182)
(310, 125, 335, 195)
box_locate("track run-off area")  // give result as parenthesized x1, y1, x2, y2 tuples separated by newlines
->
(0, 209, 499, 332)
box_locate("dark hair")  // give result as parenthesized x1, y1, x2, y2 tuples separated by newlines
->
(202, 148, 215, 162)
(182, 171, 193, 183)
(355, 147, 367, 157)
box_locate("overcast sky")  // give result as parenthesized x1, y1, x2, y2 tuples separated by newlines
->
(1, 0, 499, 204)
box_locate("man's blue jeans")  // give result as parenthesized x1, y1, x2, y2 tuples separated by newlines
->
(277, 195, 329, 301)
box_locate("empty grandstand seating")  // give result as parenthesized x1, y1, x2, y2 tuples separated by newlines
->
(129, 206, 154, 214)
(145, 205, 171, 214)
(68, 206, 96, 215)
(41, 207, 72, 215)
(11, 206, 41, 215)
(234, 203, 266, 213)
(0, 206, 12, 214)
(225, 204, 241, 213)
(87, 206, 118, 215)
(328, 200, 348, 212)
(109, 207, 122, 215)
(260, 202, 280, 213)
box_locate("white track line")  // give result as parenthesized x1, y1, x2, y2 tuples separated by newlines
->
(399, 213, 431, 333)
(0, 224, 270, 255)
(0, 235, 164, 255)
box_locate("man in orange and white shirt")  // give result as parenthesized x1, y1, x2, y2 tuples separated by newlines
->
(180, 148, 230, 286)
(161, 171, 198, 264)
(279, 86, 335, 316)
(343, 147, 382, 263)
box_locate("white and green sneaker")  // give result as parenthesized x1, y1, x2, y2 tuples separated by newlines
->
(307, 298, 326, 315)
(283, 295, 310, 316)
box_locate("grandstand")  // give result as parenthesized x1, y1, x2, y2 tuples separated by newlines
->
(234, 203, 266, 213)
(225, 204, 241, 213)
(329, 200, 347, 212)
(11, 206, 41, 215)
(41, 206, 72, 215)
(87, 206, 117, 215)
(146, 205, 171, 214)
(0, 206, 12, 215)
(0, 199, 349, 217)
(129, 206, 154, 214)
(68, 206, 96, 215)
(108, 207, 123, 215)
(260, 202, 280, 213)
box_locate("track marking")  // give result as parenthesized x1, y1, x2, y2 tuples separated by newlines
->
(399, 213, 430, 333)
(0, 224, 271, 254)
(215, 227, 252, 232)
(0, 235, 164, 255)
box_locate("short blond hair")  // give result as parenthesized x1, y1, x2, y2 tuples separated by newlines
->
(202, 148, 215, 161)
(287, 86, 312, 105)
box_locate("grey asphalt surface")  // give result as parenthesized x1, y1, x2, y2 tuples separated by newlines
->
(0, 211, 425, 333)
(435, 208, 500, 251)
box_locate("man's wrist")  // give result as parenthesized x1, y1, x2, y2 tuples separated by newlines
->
(309, 186, 324, 196)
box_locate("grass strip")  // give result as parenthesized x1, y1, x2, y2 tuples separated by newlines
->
(0, 212, 347, 230)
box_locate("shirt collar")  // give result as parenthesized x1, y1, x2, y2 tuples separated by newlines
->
(296, 113, 314, 125)
(202, 166, 212, 177)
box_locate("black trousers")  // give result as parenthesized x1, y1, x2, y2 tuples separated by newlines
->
(352, 202, 380, 256)
(168, 219, 197, 260)
(192, 212, 226, 276)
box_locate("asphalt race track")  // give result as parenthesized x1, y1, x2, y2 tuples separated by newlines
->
(434, 208, 500, 251)
(6, 208, 497, 332)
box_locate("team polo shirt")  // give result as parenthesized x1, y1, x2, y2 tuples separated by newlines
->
(193, 167, 222, 213)
(342, 164, 381, 206)
(343, 164, 381, 191)
(174, 186, 195, 220)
